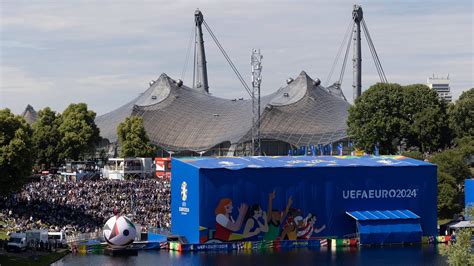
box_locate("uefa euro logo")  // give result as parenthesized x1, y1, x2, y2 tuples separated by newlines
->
(181, 181, 188, 201)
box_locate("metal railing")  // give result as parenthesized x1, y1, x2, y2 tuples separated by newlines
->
(65, 231, 101, 243)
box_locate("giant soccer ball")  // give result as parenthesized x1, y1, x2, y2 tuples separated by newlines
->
(103, 215, 137, 248)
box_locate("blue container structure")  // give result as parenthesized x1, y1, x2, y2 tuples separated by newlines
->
(466, 179, 474, 219)
(346, 210, 422, 244)
(171, 156, 437, 245)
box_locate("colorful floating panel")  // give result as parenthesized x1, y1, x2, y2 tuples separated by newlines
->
(168, 239, 325, 252)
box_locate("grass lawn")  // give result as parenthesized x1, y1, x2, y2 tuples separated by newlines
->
(0, 249, 69, 266)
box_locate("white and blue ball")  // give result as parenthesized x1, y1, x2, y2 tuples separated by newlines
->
(103, 215, 137, 248)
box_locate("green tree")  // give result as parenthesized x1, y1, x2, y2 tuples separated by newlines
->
(440, 208, 474, 266)
(347, 83, 405, 154)
(117, 116, 155, 157)
(348, 83, 452, 154)
(450, 88, 474, 139)
(454, 136, 474, 176)
(431, 148, 471, 219)
(431, 149, 471, 185)
(0, 109, 33, 196)
(436, 172, 461, 218)
(401, 84, 451, 152)
(400, 84, 441, 133)
(32, 107, 61, 168)
(410, 105, 451, 152)
(58, 103, 101, 161)
(466, 206, 474, 219)
(439, 226, 474, 265)
(401, 150, 424, 160)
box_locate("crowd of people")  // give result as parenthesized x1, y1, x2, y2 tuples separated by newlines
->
(0, 178, 171, 236)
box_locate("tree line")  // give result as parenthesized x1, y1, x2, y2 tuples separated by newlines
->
(0, 103, 154, 196)
(1, 85, 473, 218)
(348, 85, 473, 219)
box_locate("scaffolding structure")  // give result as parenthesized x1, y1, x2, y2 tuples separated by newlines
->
(251, 49, 263, 155)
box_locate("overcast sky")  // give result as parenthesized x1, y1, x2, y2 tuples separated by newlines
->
(1, 0, 473, 115)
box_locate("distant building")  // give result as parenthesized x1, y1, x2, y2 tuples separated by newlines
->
(427, 75, 452, 103)
(103, 158, 153, 180)
(21, 104, 38, 125)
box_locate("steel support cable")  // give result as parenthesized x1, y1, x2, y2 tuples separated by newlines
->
(363, 20, 387, 83)
(202, 20, 253, 98)
(181, 23, 196, 82)
(359, 19, 382, 81)
(361, 22, 384, 83)
(192, 25, 197, 88)
(203, 20, 252, 97)
(362, 20, 384, 83)
(363, 19, 387, 83)
(338, 24, 354, 84)
(326, 18, 355, 86)
(362, 18, 388, 83)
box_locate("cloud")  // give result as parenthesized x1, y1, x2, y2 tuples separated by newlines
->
(1, 40, 45, 50)
(0, 65, 151, 114)
(0, 66, 55, 112)
(1, 14, 80, 32)
(0, 66, 54, 93)
(0, 0, 472, 115)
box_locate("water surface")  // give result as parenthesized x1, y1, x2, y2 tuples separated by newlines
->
(53, 245, 448, 266)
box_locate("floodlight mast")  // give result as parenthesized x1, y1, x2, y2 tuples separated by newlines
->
(352, 4, 363, 100)
(251, 49, 263, 156)
(195, 9, 209, 93)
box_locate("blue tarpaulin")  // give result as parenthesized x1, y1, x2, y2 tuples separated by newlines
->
(346, 210, 420, 220)
(346, 210, 422, 244)
(466, 179, 474, 220)
(171, 156, 437, 244)
(180, 155, 431, 170)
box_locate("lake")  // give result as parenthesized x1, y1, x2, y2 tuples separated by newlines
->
(53, 245, 448, 266)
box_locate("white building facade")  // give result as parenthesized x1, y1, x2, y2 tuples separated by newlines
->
(427, 76, 452, 103)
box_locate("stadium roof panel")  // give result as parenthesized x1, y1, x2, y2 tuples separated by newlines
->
(96, 71, 350, 153)
(21, 104, 38, 125)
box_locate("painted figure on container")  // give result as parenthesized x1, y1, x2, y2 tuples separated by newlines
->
(280, 208, 301, 240)
(242, 204, 268, 241)
(214, 198, 248, 241)
(264, 191, 293, 241)
(296, 213, 326, 239)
